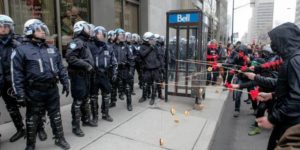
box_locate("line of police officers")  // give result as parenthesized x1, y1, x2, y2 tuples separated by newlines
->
(0, 15, 166, 150)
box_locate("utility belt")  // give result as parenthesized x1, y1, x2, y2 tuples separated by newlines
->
(27, 78, 58, 90)
(118, 63, 129, 69)
(68, 69, 90, 76)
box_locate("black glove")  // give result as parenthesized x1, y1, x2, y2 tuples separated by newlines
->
(87, 65, 95, 73)
(112, 75, 117, 82)
(128, 71, 133, 79)
(62, 84, 70, 97)
(16, 96, 26, 107)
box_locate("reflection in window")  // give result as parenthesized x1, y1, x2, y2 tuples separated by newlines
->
(9, 0, 56, 44)
(60, 0, 91, 56)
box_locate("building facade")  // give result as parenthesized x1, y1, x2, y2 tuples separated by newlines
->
(249, 0, 274, 44)
(0, 0, 228, 53)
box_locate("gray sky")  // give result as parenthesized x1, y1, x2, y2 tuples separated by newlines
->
(229, 0, 296, 40)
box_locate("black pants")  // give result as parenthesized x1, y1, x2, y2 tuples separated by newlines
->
(267, 125, 290, 150)
(1, 82, 24, 131)
(90, 73, 112, 116)
(111, 68, 132, 105)
(232, 78, 248, 111)
(142, 69, 160, 100)
(25, 86, 64, 145)
(70, 74, 91, 125)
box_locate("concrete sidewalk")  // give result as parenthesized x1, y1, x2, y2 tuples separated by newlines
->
(0, 86, 228, 150)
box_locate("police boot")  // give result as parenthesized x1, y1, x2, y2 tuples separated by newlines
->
(37, 114, 47, 141)
(81, 99, 97, 127)
(149, 84, 157, 105)
(25, 145, 35, 150)
(25, 114, 39, 150)
(55, 137, 70, 150)
(130, 79, 136, 95)
(90, 95, 99, 125)
(146, 84, 151, 99)
(125, 85, 133, 111)
(50, 112, 70, 149)
(71, 101, 85, 137)
(101, 93, 114, 122)
(157, 84, 165, 100)
(110, 89, 117, 108)
(119, 93, 125, 100)
(138, 84, 147, 103)
(9, 108, 25, 142)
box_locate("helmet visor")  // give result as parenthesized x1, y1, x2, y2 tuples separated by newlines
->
(33, 23, 49, 35)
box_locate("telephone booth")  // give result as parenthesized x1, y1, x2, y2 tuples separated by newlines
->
(165, 9, 207, 102)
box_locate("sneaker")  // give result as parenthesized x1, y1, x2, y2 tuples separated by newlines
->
(233, 111, 240, 117)
(248, 127, 261, 136)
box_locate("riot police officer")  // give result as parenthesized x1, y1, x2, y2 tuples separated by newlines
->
(110, 28, 135, 111)
(0, 14, 26, 142)
(125, 32, 136, 95)
(11, 19, 70, 150)
(107, 30, 116, 48)
(88, 26, 117, 124)
(132, 33, 143, 89)
(138, 32, 161, 105)
(66, 21, 96, 137)
(154, 34, 165, 100)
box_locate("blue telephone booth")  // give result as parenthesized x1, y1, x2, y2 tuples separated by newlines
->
(165, 9, 207, 102)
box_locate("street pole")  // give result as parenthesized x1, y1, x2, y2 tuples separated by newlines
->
(231, 0, 234, 44)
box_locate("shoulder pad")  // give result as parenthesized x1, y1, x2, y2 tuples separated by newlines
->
(68, 39, 84, 50)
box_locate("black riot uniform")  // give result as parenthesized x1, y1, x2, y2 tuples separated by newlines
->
(132, 40, 142, 88)
(66, 31, 96, 137)
(156, 40, 166, 100)
(0, 34, 26, 142)
(88, 38, 117, 123)
(126, 41, 136, 95)
(12, 24, 70, 149)
(110, 37, 135, 111)
(138, 41, 161, 105)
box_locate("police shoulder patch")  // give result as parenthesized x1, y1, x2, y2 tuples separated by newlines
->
(69, 42, 77, 50)
(47, 48, 55, 54)
(104, 51, 109, 56)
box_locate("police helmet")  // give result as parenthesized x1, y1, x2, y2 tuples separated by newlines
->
(142, 32, 155, 42)
(23, 19, 49, 36)
(153, 34, 160, 41)
(125, 32, 132, 41)
(93, 26, 107, 38)
(132, 33, 140, 42)
(107, 30, 116, 40)
(73, 20, 91, 36)
(0, 15, 14, 33)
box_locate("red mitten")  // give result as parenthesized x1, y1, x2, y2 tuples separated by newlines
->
(229, 69, 235, 75)
(225, 82, 233, 92)
(249, 87, 259, 101)
(212, 62, 218, 70)
(241, 66, 248, 72)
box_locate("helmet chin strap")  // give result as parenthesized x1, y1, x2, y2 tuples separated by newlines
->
(32, 35, 46, 43)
